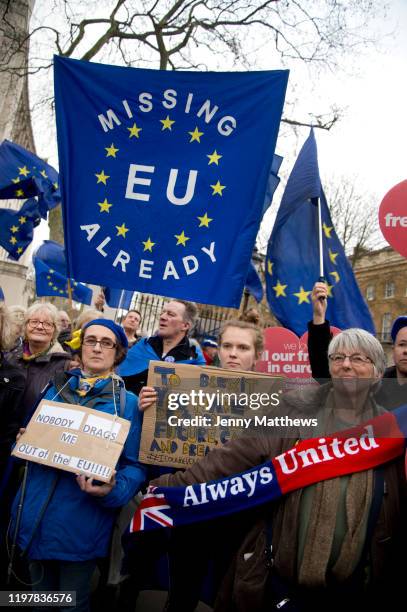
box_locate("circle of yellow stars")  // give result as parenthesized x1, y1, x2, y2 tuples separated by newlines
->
(94, 115, 230, 252)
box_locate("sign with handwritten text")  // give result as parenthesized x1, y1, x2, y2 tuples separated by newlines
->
(12, 399, 130, 482)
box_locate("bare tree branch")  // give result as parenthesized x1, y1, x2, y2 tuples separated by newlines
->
(324, 176, 381, 267)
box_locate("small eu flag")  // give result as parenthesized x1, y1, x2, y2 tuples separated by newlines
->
(33, 240, 92, 304)
(104, 287, 133, 310)
(266, 129, 375, 336)
(0, 198, 41, 260)
(0, 139, 61, 218)
(54, 56, 288, 307)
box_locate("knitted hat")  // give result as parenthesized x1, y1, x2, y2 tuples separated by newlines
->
(83, 319, 128, 348)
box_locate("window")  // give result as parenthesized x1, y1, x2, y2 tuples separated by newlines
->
(384, 281, 395, 298)
(366, 285, 375, 301)
(382, 313, 392, 342)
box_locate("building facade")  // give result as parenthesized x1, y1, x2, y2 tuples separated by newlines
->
(0, 0, 36, 305)
(353, 245, 407, 361)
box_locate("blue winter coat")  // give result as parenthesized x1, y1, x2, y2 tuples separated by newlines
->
(11, 371, 146, 561)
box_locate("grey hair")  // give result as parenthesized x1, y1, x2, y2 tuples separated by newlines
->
(73, 308, 104, 332)
(24, 302, 60, 343)
(328, 328, 386, 377)
(8, 305, 26, 319)
(0, 303, 18, 350)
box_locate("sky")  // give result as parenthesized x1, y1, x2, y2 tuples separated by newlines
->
(28, 0, 407, 250)
(316, 0, 407, 198)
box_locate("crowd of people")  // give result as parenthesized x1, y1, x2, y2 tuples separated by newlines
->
(0, 286, 405, 612)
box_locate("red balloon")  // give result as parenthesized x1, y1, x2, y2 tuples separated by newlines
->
(379, 180, 407, 258)
(256, 326, 341, 379)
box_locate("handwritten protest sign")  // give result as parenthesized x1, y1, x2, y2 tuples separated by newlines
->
(140, 361, 283, 468)
(12, 400, 130, 482)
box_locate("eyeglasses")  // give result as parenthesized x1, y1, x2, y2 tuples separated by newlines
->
(82, 337, 117, 350)
(27, 319, 54, 331)
(328, 353, 373, 365)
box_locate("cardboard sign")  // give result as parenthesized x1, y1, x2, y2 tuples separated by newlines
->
(12, 400, 130, 482)
(140, 361, 283, 468)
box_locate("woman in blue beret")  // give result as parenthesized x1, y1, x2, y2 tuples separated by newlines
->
(10, 319, 146, 612)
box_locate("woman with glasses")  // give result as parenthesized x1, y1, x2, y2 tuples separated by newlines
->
(150, 329, 406, 611)
(10, 319, 146, 612)
(8, 302, 71, 429)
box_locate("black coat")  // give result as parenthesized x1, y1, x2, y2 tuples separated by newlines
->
(0, 355, 25, 482)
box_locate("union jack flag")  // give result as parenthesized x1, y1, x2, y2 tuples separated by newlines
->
(130, 488, 173, 531)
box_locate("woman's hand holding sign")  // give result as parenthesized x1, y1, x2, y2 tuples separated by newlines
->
(139, 386, 158, 412)
(76, 474, 116, 497)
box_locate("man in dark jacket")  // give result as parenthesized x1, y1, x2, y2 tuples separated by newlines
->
(307, 281, 407, 409)
(118, 299, 205, 395)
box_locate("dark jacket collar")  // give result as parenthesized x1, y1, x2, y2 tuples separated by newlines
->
(148, 334, 193, 360)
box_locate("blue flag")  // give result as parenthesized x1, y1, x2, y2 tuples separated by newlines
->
(266, 129, 375, 336)
(262, 153, 283, 215)
(0, 140, 61, 218)
(104, 287, 133, 310)
(54, 56, 288, 308)
(0, 287, 4, 301)
(33, 240, 92, 304)
(0, 198, 41, 260)
(245, 261, 263, 303)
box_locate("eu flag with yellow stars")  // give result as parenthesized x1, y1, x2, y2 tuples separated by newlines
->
(266, 129, 375, 336)
(54, 56, 288, 307)
(0, 140, 61, 218)
(0, 198, 41, 260)
(33, 240, 93, 304)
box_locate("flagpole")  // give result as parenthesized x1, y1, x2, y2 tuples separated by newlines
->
(241, 288, 250, 314)
(317, 198, 324, 279)
(317, 198, 327, 305)
(115, 289, 125, 323)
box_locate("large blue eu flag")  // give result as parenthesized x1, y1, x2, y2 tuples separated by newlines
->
(33, 240, 92, 304)
(0, 198, 41, 260)
(0, 140, 60, 218)
(54, 56, 288, 308)
(266, 129, 375, 336)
